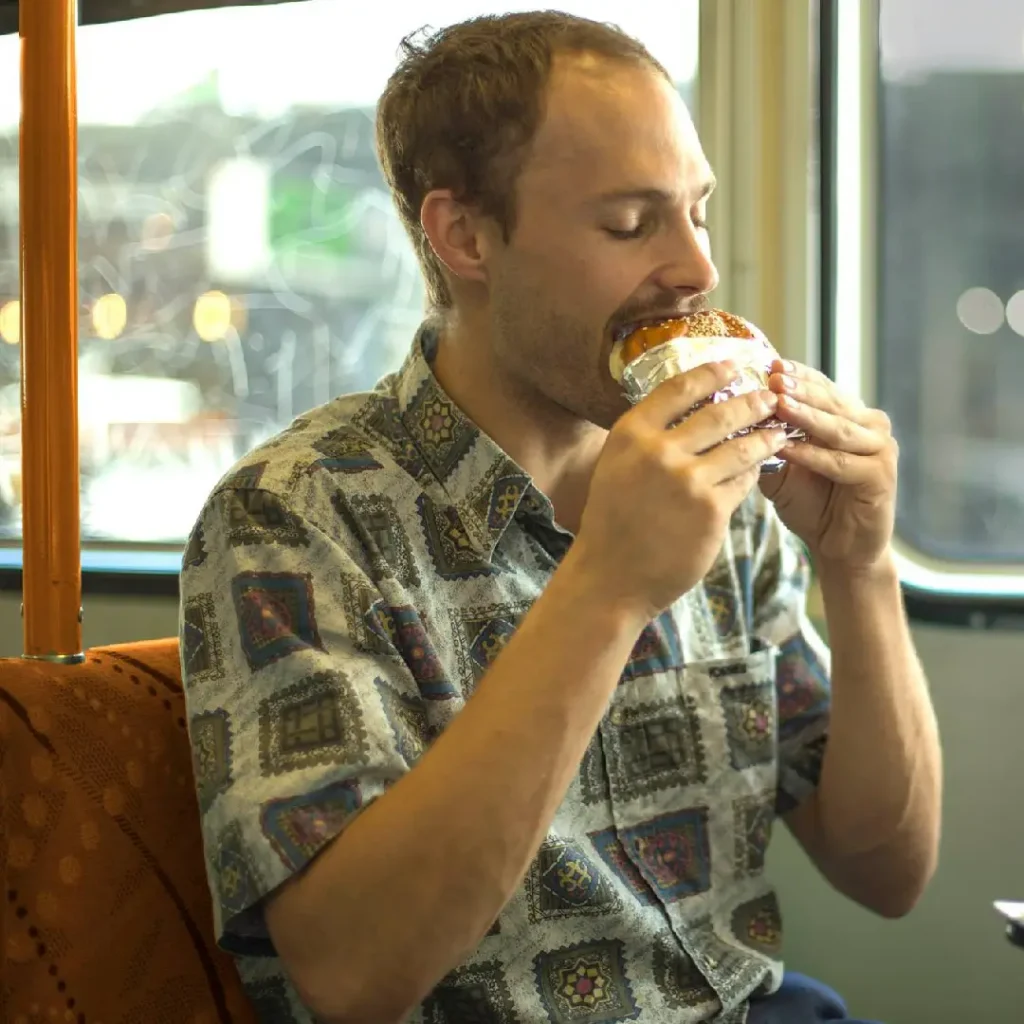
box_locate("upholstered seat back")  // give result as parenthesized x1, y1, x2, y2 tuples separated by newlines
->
(0, 639, 257, 1023)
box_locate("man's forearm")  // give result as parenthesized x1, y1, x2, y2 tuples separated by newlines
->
(266, 544, 647, 1024)
(809, 553, 941, 915)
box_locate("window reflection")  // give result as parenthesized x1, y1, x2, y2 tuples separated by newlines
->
(0, 0, 698, 547)
(878, 0, 1024, 563)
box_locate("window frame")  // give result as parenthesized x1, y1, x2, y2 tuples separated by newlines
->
(826, 0, 1024, 624)
(0, 1, 309, 596)
(698, 0, 819, 366)
(1, 0, 708, 595)
(0, 0, 307, 36)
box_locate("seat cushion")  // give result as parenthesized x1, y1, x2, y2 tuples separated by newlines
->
(0, 638, 257, 1023)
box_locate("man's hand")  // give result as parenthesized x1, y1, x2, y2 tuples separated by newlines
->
(575, 360, 789, 620)
(760, 361, 940, 920)
(758, 359, 897, 574)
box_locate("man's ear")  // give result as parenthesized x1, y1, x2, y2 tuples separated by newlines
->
(420, 189, 499, 289)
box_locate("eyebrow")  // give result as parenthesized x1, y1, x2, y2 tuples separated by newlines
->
(590, 176, 717, 206)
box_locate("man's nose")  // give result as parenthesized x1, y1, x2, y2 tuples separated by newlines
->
(652, 223, 719, 297)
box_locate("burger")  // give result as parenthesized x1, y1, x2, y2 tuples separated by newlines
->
(609, 308, 804, 472)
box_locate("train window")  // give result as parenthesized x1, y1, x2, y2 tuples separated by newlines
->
(0, 1, 700, 570)
(833, 0, 1024, 599)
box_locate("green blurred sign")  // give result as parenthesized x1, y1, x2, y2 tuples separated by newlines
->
(270, 178, 355, 259)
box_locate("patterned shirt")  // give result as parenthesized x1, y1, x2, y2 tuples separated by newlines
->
(179, 322, 832, 1024)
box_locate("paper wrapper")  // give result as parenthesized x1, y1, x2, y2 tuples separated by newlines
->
(618, 328, 805, 474)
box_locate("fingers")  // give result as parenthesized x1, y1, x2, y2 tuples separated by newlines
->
(768, 359, 894, 459)
(778, 438, 895, 486)
(769, 360, 867, 419)
(631, 359, 781, 453)
(701, 426, 791, 485)
(769, 358, 839, 395)
(773, 395, 882, 455)
(679, 388, 779, 453)
(632, 360, 741, 430)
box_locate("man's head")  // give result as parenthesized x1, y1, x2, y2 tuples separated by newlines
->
(376, 12, 717, 429)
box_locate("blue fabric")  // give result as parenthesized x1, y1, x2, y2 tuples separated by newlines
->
(747, 972, 883, 1023)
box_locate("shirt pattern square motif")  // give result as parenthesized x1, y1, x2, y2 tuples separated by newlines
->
(180, 322, 832, 1023)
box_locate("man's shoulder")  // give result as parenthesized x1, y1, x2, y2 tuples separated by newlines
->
(181, 383, 435, 583)
(206, 385, 417, 511)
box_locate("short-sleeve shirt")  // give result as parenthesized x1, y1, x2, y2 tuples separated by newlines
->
(179, 321, 832, 1024)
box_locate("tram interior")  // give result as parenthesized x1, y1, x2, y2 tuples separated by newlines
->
(0, 1, 1022, 1022)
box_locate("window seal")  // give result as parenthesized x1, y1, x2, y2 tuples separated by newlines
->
(0, 548, 180, 596)
(0, 565, 179, 597)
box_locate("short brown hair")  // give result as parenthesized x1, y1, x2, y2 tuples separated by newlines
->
(375, 11, 670, 310)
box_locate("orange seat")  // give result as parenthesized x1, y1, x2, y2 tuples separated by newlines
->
(0, 638, 257, 1024)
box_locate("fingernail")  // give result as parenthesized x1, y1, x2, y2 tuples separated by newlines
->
(780, 374, 797, 390)
(781, 360, 796, 372)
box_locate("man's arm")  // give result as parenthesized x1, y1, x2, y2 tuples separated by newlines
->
(267, 546, 646, 1022)
(785, 554, 941, 918)
(264, 365, 786, 1023)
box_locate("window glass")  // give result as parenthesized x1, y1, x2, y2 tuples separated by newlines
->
(0, 0, 699, 552)
(878, 0, 1024, 564)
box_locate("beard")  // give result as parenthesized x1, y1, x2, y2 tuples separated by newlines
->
(489, 278, 629, 431)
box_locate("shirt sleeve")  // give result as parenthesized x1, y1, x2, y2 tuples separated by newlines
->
(750, 501, 832, 815)
(178, 484, 434, 956)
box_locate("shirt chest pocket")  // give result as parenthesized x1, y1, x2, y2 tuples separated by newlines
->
(689, 643, 780, 796)
(601, 643, 779, 817)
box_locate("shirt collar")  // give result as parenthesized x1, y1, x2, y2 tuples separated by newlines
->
(388, 320, 560, 559)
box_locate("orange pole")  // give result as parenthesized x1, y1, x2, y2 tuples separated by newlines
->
(19, 0, 83, 662)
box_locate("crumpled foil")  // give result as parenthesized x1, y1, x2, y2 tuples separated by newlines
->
(618, 333, 805, 474)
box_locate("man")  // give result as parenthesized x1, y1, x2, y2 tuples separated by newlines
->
(179, 12, 941, 1023)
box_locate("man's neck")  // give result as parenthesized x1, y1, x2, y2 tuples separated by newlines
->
(431, 316, 606, 535)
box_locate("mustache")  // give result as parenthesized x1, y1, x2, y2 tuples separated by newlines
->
(610, 293, 711, 333)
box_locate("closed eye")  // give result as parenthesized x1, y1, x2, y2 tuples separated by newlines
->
(605, 211, 708, 240)
(604, 224, 648, 240)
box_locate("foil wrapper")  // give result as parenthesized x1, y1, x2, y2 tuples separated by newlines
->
(618, 333, 805, 474)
